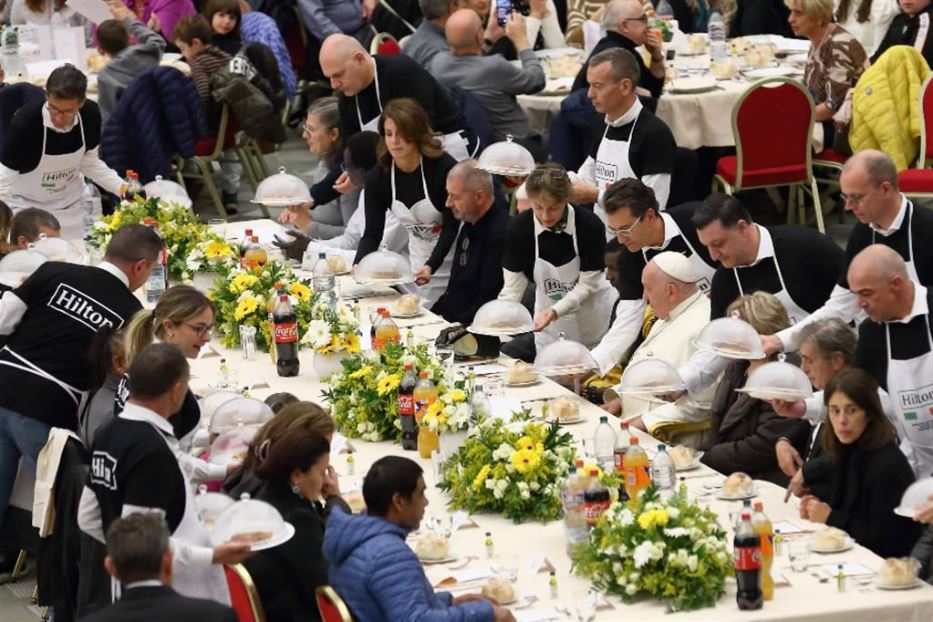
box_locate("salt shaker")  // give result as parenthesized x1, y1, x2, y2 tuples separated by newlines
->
(239, 325, 257, 360)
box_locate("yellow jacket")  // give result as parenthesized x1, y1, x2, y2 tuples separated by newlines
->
(850, 46, 931, 170)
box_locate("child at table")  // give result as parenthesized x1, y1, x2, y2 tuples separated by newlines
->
(202, 0, 241, 56)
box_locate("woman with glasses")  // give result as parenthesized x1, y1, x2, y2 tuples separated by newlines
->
(499, 164, 617, 360)
(799, 368, 921, 558)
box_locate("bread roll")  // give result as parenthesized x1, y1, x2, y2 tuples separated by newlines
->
(550, 396, 580, 422)
(415, 533, 450, 561)
(722, 472, 753, 497)
(481, 578, 516, 603)
(395, 294, 421, 315)
(326, 255, 347, 273)
(813, 527, 847, 550)
(506, 361, 536, 383)
(879, 558, 918, 587)
(668, 446, 695, 469)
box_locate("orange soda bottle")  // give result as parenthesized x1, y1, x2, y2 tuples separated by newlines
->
(414, 370, 438, 459)
(751, 501, 775, 600)
(623, 437, 651, 505)
(372, 309, 400, 352)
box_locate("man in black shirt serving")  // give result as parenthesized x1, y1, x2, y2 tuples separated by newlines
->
(762, 150, 933, 355)
(0, 224, 161, 534)
(850, 245, 933, 477)
(694, 194, 845, 322)
(569, 48, 676, 227)
(0, 65, 128, 239)
(590, 179, 717, 376)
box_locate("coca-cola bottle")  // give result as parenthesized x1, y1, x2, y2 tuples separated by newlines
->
(583, 468, 610, 527)
(735, 511, 764, 610)
(272, 294, 299, 377)
(398, 363, 418, 450)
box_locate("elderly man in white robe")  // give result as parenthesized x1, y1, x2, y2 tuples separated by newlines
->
(603, 251, 715, 448)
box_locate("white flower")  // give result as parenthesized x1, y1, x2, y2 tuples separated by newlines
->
(629, 572, 639, 582)
(493, 488, 504, 499)
(650, 542, 665, 560)
(520, 490, 530, 499)
(612, 561, 624, 574)
(615, 544, 628, 557)
(663, 527, 689, 538)
(618, 508, 635, 527)
(492, 443, 512, 461)
(529, 481, 540, 492)
(356, 423, 367, 434)
(633, 541, 653, 568)
(666, 506, 680, 519)
(485, 479, 496, 490)
(625, 584, 638, 596)
(517, 481, 529, 493)
(496, 479, 508, 492)
(687, 555, 698, 572)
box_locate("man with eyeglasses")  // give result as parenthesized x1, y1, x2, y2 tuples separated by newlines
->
(761, 149, 933, 356)
(0, 65, 129, 239)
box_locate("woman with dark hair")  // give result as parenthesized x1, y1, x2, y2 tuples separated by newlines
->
(243, 427, 339, 621)
(355, 98, 458, 306)
(202, 0, 241, 55)
(833, 0, 899, 56)
(799, 368, 921, 557)
(79, 327, 126, 447)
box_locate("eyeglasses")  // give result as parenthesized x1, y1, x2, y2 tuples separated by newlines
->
(47, 100, 80, 119)
(608, 216, 641, 237)
(624, 15, 649, 23)
(300, 123, 313, 134)
(184, 323, 213, 338)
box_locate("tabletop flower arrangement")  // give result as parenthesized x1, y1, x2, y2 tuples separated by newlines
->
(183, 237, 239, 282)
(571, 485, 730, 612)
(323, 341, 446, 442)
(438, 412, 576, 523)
(420, 378, 475, 435)
(209, 263, 316, 352)
(300, 302, 362, 357)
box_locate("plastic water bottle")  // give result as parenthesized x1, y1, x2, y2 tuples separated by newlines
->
(82, 182, 102, 239)
(1, 27, 22, 77)
(471, 384, 491, 419)
(146, 247, 167, 303)
(593, 415, 617, 473)
(312, 252, 336, 311)
(560, 467, 588, 554)
(708, 11, 727, 59)
(650, 444, 676, 499)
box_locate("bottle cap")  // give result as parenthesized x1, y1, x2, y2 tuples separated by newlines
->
(741, 511, 750, 520)
(657, 444, 665, 451)
(319, 252, 326, 258)
(753, 501, 763, 511)
(404, 362, 413, 369)
(589, 468, 598, 476)
(419, 370, 428, 378)
(629, 436, 639, 444)
(251, 235, 259, 242)
(599, 415, 608, 423)
(279, 294, 287, 301)
(575, 458, 584, 467)
(245, 229, 253, 235)
(485, 531, 491, 536)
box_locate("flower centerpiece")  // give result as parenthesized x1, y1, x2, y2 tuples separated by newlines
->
(571, 485, 731, 612)
(86, 196, 235, 282)
(438, 412, 576, 523)
(420, 378, 483, 458)
(209, 263, 316, 352)
(300, 302, 362, 378)
(322, 341, 445, 442)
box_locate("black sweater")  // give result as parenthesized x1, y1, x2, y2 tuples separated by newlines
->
(572, 30, 663, 98)
(872, 5, 933, 66)
(1, 99, 103, 174)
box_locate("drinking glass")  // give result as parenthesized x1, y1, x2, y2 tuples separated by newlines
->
(239, 325, 257, 360)
(788, 540, 810, 572)
(207, 218, 226, 239)
(492, 555, 519, 583)
(573, 591, 598, 622)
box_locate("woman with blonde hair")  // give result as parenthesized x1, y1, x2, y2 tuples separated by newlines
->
(699, 292, 811, 485)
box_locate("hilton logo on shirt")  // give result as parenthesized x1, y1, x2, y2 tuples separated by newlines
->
(90, 452, 118, 491)
(594, 161, 618, 184)
(900, 383, 933, 432)
(47, 284, 123, 332)
(544, 278, 576, 302)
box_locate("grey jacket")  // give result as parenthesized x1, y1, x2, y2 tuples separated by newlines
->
(97, 19, 165, 124)
(297, 0, 364, 41)
(306, 186, 361, 240)
(403, 20, 449, 69)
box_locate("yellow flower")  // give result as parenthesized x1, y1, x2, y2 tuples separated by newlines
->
(511, 448, 542, 474)
(230, 273, 259, 294)
(426, 401, 445, 421)
(377, 374, 401, 395)
(289, 282, 312, 302)
(450, 389, 467, 403)
(107, 211, 123, 232)
(345, 332, 361, 353)
(472, 464, 491, 490)
(204, 240, 233, 260)
(349, 365, 372, 379)
(637, 508, 671, 530)
(516, 436, 535, 452)
(234, 295, 259, 321)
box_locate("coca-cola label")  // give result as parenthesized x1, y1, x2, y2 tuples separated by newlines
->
(584, 500, 610, 523)
(734, 545, 762, 570)
(398, 394, 414, 416)
(274, 322, 298, 343)
(613, 452, 625, 473)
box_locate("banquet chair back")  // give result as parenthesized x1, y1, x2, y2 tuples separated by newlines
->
(371, 32, 401, 55)
(316, 585, 354, 622)
(224, 564, 267, 622)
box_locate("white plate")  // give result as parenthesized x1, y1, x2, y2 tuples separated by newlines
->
(504, 377, 540, 388)
(674, 451, 705, 471)
(549, 415, 586, 425)
(251, 198, 310, 207)
(735, 387, 811, 401)
(671, 76, 717, 94)
(391, 309, 423, 319)
(876, 578, 925, 590)
(470, 326, 533, 337)
(716, 485, 758, 500)
(535, 47, 581, 59)
(808, 538, 855, 554)
(420, 554, 460, 565)
(786, 53, 809, 65)
(744, 66, 797, 79)
(214, 522, 295, 551)
(895, 506, 918, 518)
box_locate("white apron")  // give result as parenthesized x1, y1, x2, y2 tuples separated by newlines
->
(873, 201, 921, 285)
(388, 159, 454, 307)
(355, 58, 470, 160)
(9, 110, 87, 239)
(885, 315, 933, 473)
(532, 206, 616, 350)
(593, 108, 640, 235)
(733, 255, 809, 324)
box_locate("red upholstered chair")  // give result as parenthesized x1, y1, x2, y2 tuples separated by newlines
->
(714, 77, 825, 232)
(225, 564, 267, 622)
(371, 32, 401, 55)
(898, 73, 933, 199)
(316, 586, 354, 622)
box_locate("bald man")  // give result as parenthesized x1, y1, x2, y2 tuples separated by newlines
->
(603, 252, 715, 448)
(431, 10, 545, 142)
(851, 244, 933, 477)
(319, 34, 476, 162)
(763, 149, 933, 355)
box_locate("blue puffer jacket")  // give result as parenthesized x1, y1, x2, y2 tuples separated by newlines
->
(242, 11, 298, 100)
(323, 508, 494, 622)
(100, 66, 205, 183)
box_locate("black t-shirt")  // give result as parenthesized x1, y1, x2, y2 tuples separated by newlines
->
(616, 206, 718, 300)
(572, 31, 663, 98)
(88, 414, 187, 535)
(709, 225, 846, 319)
(587, 106, 676, 183)
(337, 55, 466, 137)
(872, 6, 933, 65)
(0, 263, 141, 428)
(730, 0, 794, 38)
(855, 287, 933, 390)
(114, 374, 202, 441)
(1, 99, 104, 174)
(356, 154, 458, 271)
(503, 206, 607, 281)
(839, 201, 933, 289)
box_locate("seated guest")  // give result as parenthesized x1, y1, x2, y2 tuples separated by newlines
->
(787, 0, 868, 148)
(97, 2, 167, 123)
(670, 0, 713, 33)
(499, 165, 617, 361)
(832, 0, 899, 57)
(565, 0, 609, 45)
(872, 0, 933, 65)
(79, 343, 252, 604)
(433, 162, 508, 324)
(590, 180, 716, 377)
(571, 0, 664, 97)
(238, 0, 298, 101)
(570, 48, 676, 218)
(603, 253, 716, 448)
(116, 0, 197, 43)
(700, 292, 811, 485)
(81, 327, 127, 448)
(432, 10, 546, 143)
(730, 0, 794, 37)
(203, 0, 242, 56)
(799, 368, 922, 558)
(297, 0, 365, 82)
(81, 513, 236, 622)
(850, 244, 933, 477)
(8, 207, 60, 249)
(324, 456, 515, 622)
(245, 427, 342, 622)
(693, 194, 845, 322)
(405, 0, 456, 68)
(482, 0, 565, 57)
